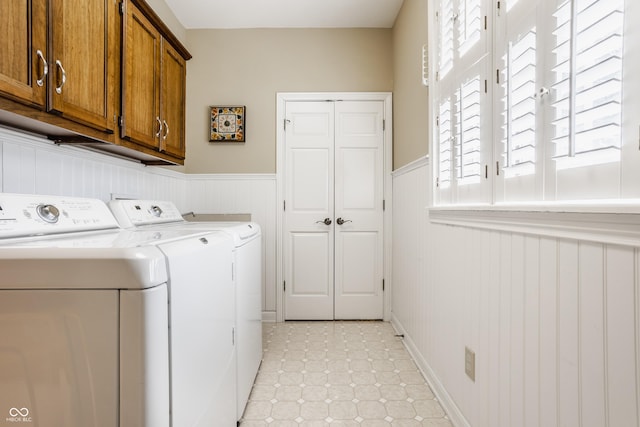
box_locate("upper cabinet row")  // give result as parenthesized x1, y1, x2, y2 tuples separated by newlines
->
(0, 0, 191, 165)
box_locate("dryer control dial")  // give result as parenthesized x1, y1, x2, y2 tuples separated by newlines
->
(149, 205, 163, 217)
(36, 204, 60, 223)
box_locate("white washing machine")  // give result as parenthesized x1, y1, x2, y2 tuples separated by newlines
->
(108, 199, 262, 421)
(0, 194, 237, 427)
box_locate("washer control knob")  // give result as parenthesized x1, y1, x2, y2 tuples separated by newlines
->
(36, 204, 60, 223)
(149, 205, 163, 217)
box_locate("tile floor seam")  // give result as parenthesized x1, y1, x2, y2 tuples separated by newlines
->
(240, 321, 453, 427)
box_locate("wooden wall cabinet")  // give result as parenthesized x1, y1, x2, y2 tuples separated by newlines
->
(0, 0, 117, 133)
(0, 0, 48, 108)
(121, 0, 189, 161)
(0, 0, 190, 165)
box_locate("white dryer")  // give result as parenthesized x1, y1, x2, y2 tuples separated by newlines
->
(108, 199, 263, 421)
(0, 194, 237, 427)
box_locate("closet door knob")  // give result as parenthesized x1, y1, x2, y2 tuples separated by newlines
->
(336, 217, 352, 225)
(316, 218, 332, 225)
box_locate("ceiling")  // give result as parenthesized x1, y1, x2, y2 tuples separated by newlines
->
(163, 0, 405, 29)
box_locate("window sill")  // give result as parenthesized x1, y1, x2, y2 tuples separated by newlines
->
(429, 202, 640, 247)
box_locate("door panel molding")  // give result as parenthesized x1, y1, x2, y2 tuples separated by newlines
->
(276, 92, 393, 322)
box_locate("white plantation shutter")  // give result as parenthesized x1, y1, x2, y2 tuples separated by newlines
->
(438, 98, 453, 190)
(456, 76, 482, 185)
(458, 0, 483, 58)
(506, 0, 522, 13)
(494, 0, 542, 202)
(501, 29, 536, 178)
(430, 0, 637, 205)
(438, 0, 455, 80)
(551, 0, 624, 169)
(434, 0, 490, 204)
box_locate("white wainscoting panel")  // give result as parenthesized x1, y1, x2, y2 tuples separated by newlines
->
(391, 158, 640, 427)
(0, 127, 187, 207)
(0, 127, 277, 317)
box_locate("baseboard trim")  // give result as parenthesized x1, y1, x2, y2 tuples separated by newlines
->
(390, 313, 470, 427)
(262, 311, 276, 323)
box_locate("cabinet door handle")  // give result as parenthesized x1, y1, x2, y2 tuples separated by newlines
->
(155, 117, 163, 138)
(163, 120, 169, 141)
(54, 60, 66, 94)
(36, 50, 48, 87)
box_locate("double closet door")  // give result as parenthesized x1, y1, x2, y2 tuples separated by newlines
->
(284, 100, 385, 320)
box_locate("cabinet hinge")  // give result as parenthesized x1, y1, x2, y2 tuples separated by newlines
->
(118, 116, 124, 128)
(383, 199, 386, 211)
(485, 164, 489, 179)
(497, 1, 501, 16)
(436, 115, 440, 127)
(496, 69, 500, 84)
(496, 161, 500, 176)
(484, 80, 488, 93)
(283, 281, 286, 292)
(382, 279, 385, 291)
(383, 119, 386, 131)
(119, 1, 125, 15)
(484, 16, 487, 30)
(283, 200, 286, 211)
(436, 177, 440, 188)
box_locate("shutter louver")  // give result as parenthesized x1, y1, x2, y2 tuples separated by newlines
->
(458, 0, 483, 57)
(456, 76, 482, 185)
(438, 98, 453, 189)
(439, 0, 455, 80)
(501, 28, 537, 178)
(552, 0, 624, 169)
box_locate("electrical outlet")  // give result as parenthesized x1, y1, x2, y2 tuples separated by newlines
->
(465, 347, 475, 382)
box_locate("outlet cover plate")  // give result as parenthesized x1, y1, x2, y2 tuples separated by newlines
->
(465, 346, 475, 382)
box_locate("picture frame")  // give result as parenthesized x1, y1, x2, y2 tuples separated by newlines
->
(210, 106, 245, 142)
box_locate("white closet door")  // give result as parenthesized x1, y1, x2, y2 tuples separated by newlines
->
(334, 101, 384, 319)
(284, 101, 335, 320)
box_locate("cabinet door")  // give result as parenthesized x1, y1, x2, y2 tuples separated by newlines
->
(49, 0, 116, 132)
(0, 0, 47, 107)
(121, 1, 162, 150)
(160, 40, 186, 159)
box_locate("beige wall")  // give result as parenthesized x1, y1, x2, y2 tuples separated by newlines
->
(184, 28, 393, 173)
(392, 0, 429, 170)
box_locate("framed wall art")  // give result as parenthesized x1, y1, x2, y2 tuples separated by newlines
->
(210, 106, 245, 142)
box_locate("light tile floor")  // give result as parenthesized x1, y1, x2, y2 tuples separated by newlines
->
(240, 321, 453, 427)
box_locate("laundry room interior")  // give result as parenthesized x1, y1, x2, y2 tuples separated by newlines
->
(0, 0, 639, 426)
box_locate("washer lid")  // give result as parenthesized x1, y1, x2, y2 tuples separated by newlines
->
(0, 227, 223, 290)
(0, 229, 168, 290)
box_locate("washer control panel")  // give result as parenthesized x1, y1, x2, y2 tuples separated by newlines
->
(0, 193, 119, 238)
(108, 199, 184, 228)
